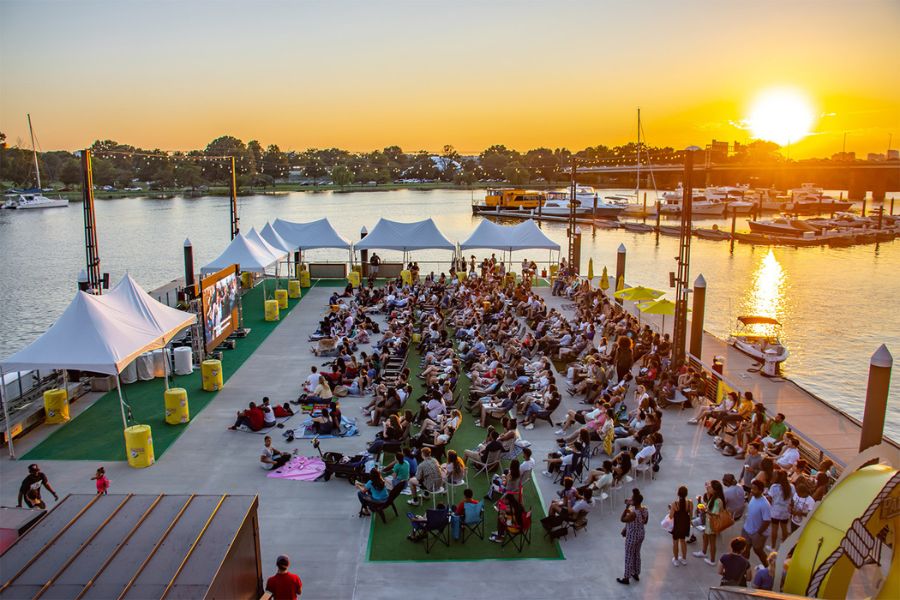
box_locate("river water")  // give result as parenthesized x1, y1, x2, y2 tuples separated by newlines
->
(1, 189, 898, 436)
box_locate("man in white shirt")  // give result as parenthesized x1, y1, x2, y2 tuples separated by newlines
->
(304, 366, 320, 394)
(774, 436, 801, 469)
(260, 436, 291, 470)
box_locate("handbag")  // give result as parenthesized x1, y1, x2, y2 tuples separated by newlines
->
(710, 508, 735, 534)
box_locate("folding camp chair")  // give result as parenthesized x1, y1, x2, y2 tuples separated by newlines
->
(424, 508, 452, 553)
(460, 500, 485, 542)
(502, 510, 533, 552)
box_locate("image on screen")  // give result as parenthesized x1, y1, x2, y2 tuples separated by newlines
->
(201, 266, 240, 351)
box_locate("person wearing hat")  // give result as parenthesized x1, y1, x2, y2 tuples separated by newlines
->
(17, 464, 58, 509)
(265, 554, 302, 599)
(723, 473, 746, 520)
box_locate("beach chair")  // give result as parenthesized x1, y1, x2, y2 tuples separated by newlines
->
(369, 480, 407, 524)
(469, 448, 503, 478)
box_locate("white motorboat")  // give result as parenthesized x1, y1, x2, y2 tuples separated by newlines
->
(659, 187, 727, 216)
(542, 186, 624, 218)
(1, 115, 68, 210)
(728, 315, 789, 365)
(705, 185, 755, 214)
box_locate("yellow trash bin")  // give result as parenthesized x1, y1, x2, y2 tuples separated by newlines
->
(241, 271, 253, 289)
(549, 264, 559, 277)
(299, 271, 311, 288)
(124, 424, 154, 468)
(201, 359, 224, 391)
(265, 299, 280, 321)
(288, 280, 301, 298)
(412, 333, 421, 343)
(295, 263, 306, 279)
(456, 271, 468, 282)
(351, 264, 362, 274)
(348, 271, 360, 288)
(400, 270, 412, 285)
(275, 289, 289, 309)
(164, 388, 190, 425)
(43, 389, 69, 424)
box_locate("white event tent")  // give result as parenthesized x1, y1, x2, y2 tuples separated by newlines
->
(260, 222, 294, 254)
(0, 276, 196, 456)
(201, 232, 280, 274)
(245, 227, 288, 264)
(272, 218, 352, 250)
(460, 219, 560, 252)
(355, 218, 455, 263)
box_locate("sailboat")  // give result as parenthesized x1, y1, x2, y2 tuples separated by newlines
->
(606, 109, 657, 217)
(2, 115, 69, 210)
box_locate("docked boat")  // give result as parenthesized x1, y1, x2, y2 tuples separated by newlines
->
(619, 222, 654, 233)
(694, 226, 731, 241)
(769, 183, 854, 215)
(657, 225, 682, 236)
(659, 186, 727, 216)
(472, 188, 546, 214)
(747, 217, 820, 237)
(539, 186, 624, 219)
(728, 315, 789, 366)
(1, 115, 68, 210)
(705, 185, 756, 214)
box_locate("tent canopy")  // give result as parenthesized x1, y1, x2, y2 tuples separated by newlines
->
(355, 218, 454, 252)
(201, 232, 279, 274)
(272, 218, 351, 251)
(103, 274, 196, 345)
(460, 219, 560, 252)
(245, 227, 287, 263)
(260, 222, 293, 254)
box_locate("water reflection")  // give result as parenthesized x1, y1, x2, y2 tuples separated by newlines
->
(744, 249, 785, 336)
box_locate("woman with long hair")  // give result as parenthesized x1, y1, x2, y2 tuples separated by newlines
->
(617, 488, 649, 585)
(669, 485, 693, 566)
(489, 493, 524, 543)
(614, 335, 634, 382)
(442, 450, 466, 485)
(767, 469, 793, 548)
(694, 479, 725, 565)
(355, 468, 388, 517)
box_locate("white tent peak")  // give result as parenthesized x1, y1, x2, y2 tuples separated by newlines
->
(272, 218, 351, 250)
(201, 232, 280, 274)
(460, 219, 560, 252)
(260, 222, 293, 254)
(245, 227, 287, 262)
(103, 274, 196, 345)
(355, 218, 454, 251)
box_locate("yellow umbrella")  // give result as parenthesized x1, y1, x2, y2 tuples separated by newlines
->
(637, 297, 684, 334)
(600, 266, 609, 290)
(613, 285, 664, 302)
(587, 258, 594, 282)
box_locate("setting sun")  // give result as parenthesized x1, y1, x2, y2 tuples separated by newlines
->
(747, 88, 816, 147)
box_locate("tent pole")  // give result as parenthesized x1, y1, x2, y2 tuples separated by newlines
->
(0, 367, 15, 459)
(163, 346, 170, 390)
(116, 374, 128, 429)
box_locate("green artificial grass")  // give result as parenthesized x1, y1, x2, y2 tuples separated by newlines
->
(23, 278, 324, 462)
(367, 340, 562, 562)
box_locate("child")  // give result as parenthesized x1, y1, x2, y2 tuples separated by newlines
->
(91, 467, 110, 495)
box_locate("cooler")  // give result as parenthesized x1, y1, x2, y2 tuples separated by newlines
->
(288, 279, 301, 298)
(173, 346, 193, 376)
(121, 360, 138, 384)
(265, 299, 279, 321)
(275, 289, 288, 309)
(347, 271, 360, 288)
(124, 425, 154, 468)
(43, 389, 69, 424)
(164, 388, 190, 424)
(241, 272, 253, 289)
(201, 359, 224, 391)
(299, 271, 311, 288)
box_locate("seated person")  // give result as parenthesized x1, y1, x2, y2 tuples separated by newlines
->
(476, 391, 515, 427)
(582, 459, 615, 490)
(463, 428, 504, 466)
(355, 469, 389, 517)
(384, 451, 411, 487)
(311, 408, 337, 435)
(273, 402, 294, 418)
(261, 401, 277, 429)
(489, 493, 525, 543)
(442, 450, 467, 486)
(407, 447, 444, 506)
(260, 435, 291, 470)
(454, 488, 480, 516)
(229, 402, 265, 431)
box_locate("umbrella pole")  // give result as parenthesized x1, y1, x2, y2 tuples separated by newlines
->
(0, 367, 15, 459)
(116, 374, 128, 429)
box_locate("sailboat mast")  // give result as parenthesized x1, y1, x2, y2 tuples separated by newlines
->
(27, 114, 41, 190)
(635, 108, 641, 198)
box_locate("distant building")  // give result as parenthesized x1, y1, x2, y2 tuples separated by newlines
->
(867, 153, 886, 162)
(888, 149, 900, 161)
(832, 151, 856, 161)
(709, 140, 729, 162)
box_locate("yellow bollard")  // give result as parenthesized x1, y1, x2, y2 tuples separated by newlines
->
(164, 388, 190, 424)
(299, 271, 311, 288)
(124, 424, 154, 468)
(348, 271, 360, 288)
(456, 271, 468, 281)
(265, 299, 280, 321)
(43, 389, 69, 424)
(288, 279, 301, 298)
(201, 359, 224, 391)
(241, 271, 253, 289)
(275, 289, 288, 309)
(400, 270, 412, 285)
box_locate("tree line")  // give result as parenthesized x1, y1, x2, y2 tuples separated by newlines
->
(0, 132, 784, 190)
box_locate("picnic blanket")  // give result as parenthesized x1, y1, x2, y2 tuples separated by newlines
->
(284, 415, 359, 440)
(235, 415, 295, 435)
(267, 455, 327, 481)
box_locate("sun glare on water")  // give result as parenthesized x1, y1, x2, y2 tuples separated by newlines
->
(747, 88, 816, 146)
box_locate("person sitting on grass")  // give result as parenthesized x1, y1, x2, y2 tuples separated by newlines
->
(407, 447, 443, 506)
(489, 493, 525, 543)
(356, 468, 388, 517)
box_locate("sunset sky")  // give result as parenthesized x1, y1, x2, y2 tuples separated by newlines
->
(1, 0, 898, 158)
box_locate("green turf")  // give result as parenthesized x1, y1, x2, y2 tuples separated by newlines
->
(22, 278, 323, 462)
(367, 339, 562, 561)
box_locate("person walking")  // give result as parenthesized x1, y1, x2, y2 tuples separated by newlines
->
(91, 467, 110, 495)
(741, 480, 772, 565)
(670, 485, 692, 566)
(265, 555, 302, 599)
(17, 464, 58, 509)
(617, 488, 649, 585)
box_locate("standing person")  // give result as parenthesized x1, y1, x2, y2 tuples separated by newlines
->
(91, 467, 110, 495)
(669, 485, 693, 566)
(741, 480, 773, 565)
(617, 488, 649, 585)
(694, 480, 725, 565)
(767, 470, 793, 550)
(369, 253, 380, 279)
(614, 336, 634, 382)
(17, 464, 58, 509)
(265, 555, 302, 599)
(719, 537, 752, 587)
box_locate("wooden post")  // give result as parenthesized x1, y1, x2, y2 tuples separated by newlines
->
(859, 345, 893, 452)
(359, 226, 368, 278)
(689, 274, 706, 359)
(183, 238, 195, 292)
(614, 243, 626, 304)
(891, 197, 895, 216)
(862, 197, 867, 217)
(730, 207, 737, 253)
(655, 201, 661, 243)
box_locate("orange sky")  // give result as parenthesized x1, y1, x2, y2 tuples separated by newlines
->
(1, 1, 898, 158)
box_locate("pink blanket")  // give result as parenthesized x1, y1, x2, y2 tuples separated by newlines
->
(267, 455, 327, 481)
